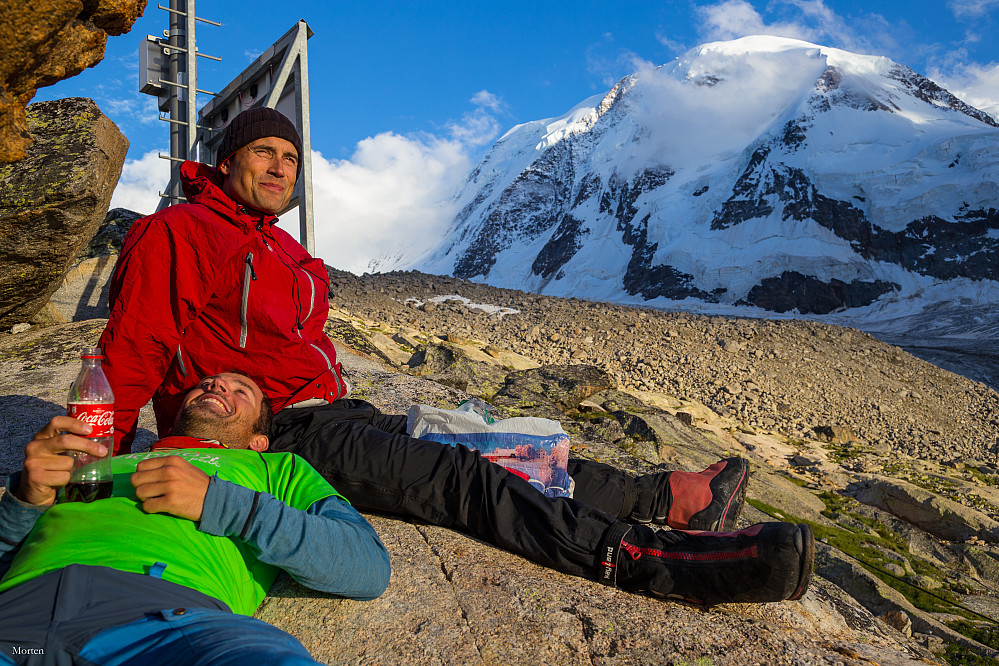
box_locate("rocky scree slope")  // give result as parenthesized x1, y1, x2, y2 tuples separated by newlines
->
(330, 268, 999, 466)
(325, 266, 999, 661)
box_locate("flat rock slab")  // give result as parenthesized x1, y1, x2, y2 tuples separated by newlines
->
(853, 476, 999, 543)
(259, 515, 931, 665)
(492, 364, 614, 413)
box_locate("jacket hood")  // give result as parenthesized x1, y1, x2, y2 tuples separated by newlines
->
(179, 160, 278, 232)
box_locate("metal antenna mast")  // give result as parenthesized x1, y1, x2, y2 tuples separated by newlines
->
(140, 0, 220, 207)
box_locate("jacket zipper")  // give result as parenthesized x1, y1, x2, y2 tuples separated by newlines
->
(175, 343, 187, 377)
(240, 251, 256, 348)
(302, 268, 316, 322)
(621, 542, 758, 562)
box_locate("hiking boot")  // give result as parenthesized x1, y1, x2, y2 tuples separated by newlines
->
(601, 522, 814, 605)
(630, 457, 749, 531)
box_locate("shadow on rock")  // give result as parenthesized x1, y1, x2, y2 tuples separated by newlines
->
(0, 394, 64, 475)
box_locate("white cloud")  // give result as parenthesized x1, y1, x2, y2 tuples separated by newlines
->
(625, 48, 826, 172)
(303, 137, 470, 274)
(587, 32, 658, 88)
(930, 61, 999, 118)
(947, 0, 999, 44)
(697, 0, 819, 42)
(949, 0, 999, 18)
(302, 92, 505, 274)
(698, 0, 769, 39)
(110, 94, 505, 274)
(446, 109, 500, 148)
(109, 150, 171, 214)
(470, 90, 503, 112)
(692, 0, 898, 56)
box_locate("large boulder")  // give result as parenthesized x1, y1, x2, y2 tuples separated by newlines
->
(406, 343, 509, 398)
(0, 0, 146, 162)
(0, 98, 128, 329)
(32, 208, 142, 325)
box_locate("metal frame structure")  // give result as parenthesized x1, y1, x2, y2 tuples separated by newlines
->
(140, 4, 315, 252)
(197, 21, 316, 253)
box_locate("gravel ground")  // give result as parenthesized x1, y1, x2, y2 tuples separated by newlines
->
(328, 268, 999, 465)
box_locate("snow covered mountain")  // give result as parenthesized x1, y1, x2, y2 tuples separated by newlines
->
(400, 36, 999, 323)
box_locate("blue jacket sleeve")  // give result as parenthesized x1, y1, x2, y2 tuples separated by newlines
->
(198, 478, 390, 600)
(0, 474, 48, 579)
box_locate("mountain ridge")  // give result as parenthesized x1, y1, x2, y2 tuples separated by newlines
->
(393, 36, 999, 331)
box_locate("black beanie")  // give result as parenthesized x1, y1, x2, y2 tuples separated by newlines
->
(216, 107, 303, 176)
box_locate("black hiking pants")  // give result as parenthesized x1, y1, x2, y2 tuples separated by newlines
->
(269, 400, 638, 580)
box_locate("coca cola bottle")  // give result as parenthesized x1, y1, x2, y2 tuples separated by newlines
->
(65, 348, 114, 502)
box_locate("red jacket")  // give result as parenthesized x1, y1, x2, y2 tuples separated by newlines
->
(99, 161, 348, 453)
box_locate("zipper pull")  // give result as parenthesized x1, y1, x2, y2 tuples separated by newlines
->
(245, 254, 257, 281)
(622, 542, 642, 560)
(297, 322, 304, 330)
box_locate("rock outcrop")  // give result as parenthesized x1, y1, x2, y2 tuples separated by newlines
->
(0, 0, 146, 162)
(32, 208, 142, 325)
(0, 98, 128, 329)
(852, 477, 999, 543)
(490, 364, 614, 415)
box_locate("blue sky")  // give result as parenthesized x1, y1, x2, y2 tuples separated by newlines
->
(35, 0, 999, 271)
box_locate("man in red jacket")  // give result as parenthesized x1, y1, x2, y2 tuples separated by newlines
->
(98, 107, 814, 605)
(99, 112, 347, 448)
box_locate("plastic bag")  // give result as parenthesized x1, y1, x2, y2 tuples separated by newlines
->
(408, 403, 573, 498)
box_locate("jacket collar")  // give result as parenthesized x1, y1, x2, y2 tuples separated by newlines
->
(151, 435, 227, 450)
(179, 160, 278, 233)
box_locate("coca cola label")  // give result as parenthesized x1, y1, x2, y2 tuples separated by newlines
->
(68, 403, 114, 437)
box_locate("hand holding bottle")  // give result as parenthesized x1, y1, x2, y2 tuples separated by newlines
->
(14, 416, 108, 506)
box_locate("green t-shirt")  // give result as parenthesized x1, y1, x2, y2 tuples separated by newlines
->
(0, 449, 337, 615)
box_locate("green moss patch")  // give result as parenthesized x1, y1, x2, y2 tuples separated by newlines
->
(747, 497, 964, 617)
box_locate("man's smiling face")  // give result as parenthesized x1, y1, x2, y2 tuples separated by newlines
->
(172, 373, 269, 450)
(220, 136, 299, 214)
